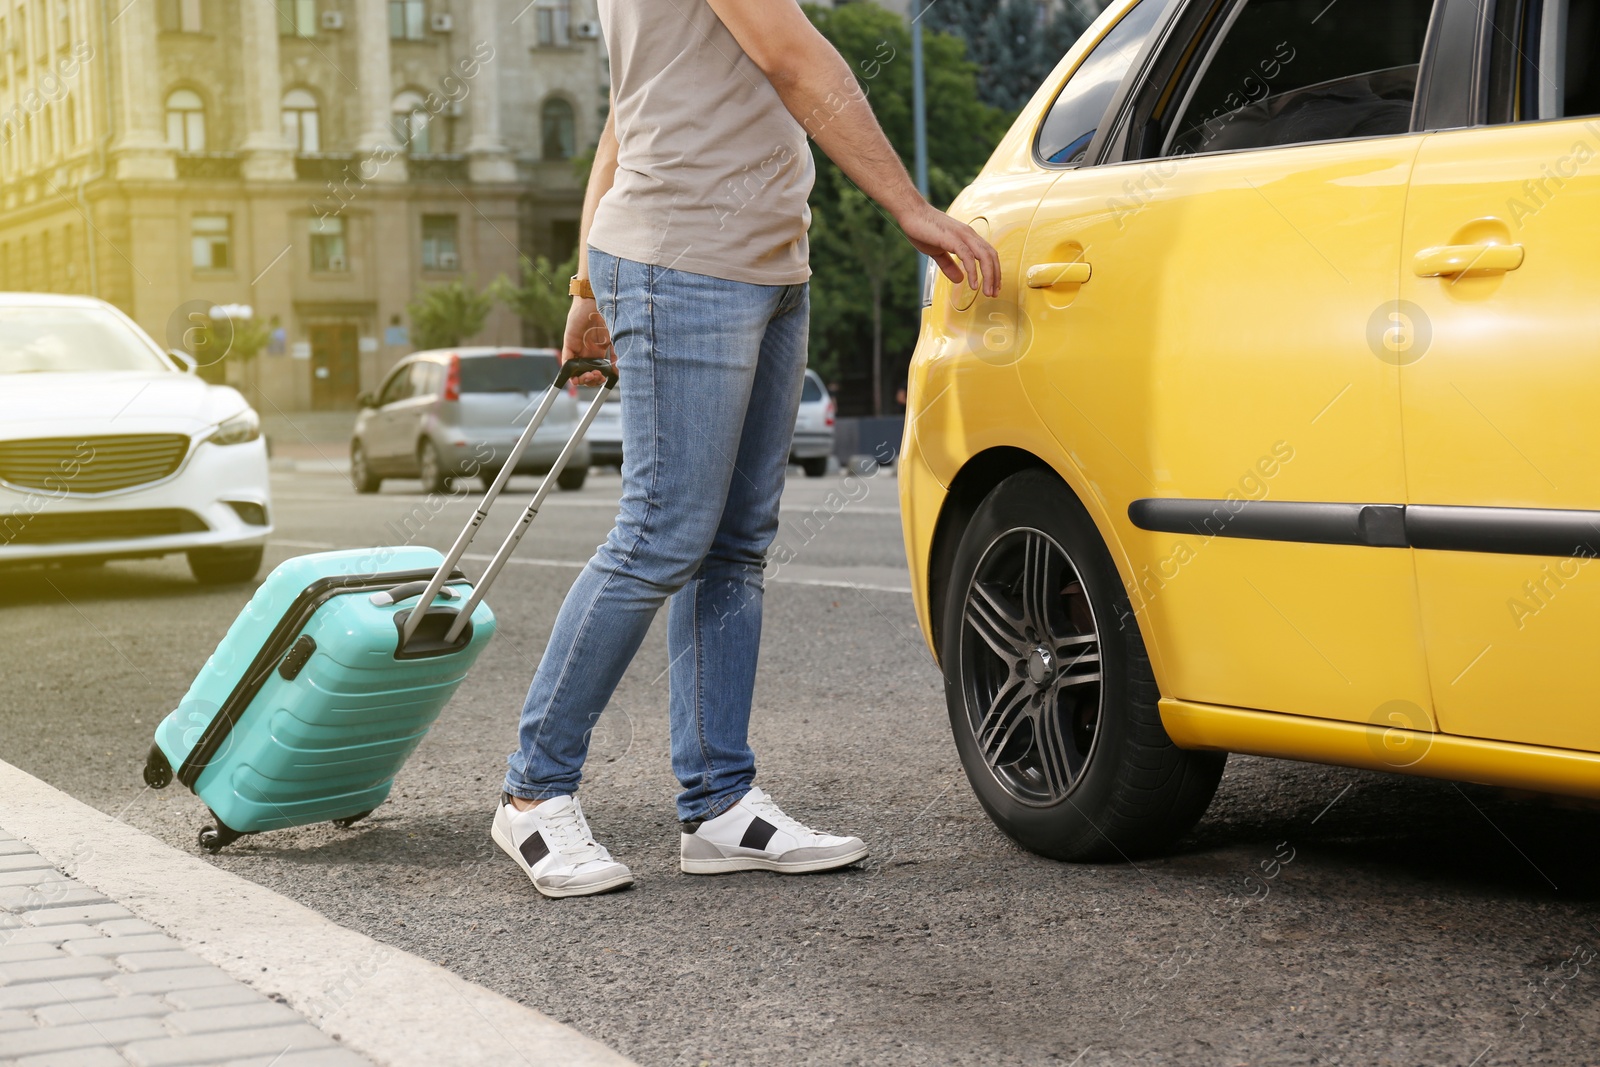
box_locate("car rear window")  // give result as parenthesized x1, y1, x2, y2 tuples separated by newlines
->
(801, 376, 824, 402)
(457, 354, 558, 393)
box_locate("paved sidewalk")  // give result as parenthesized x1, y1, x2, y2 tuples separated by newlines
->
(0, 831, 369, 1067)
(0, 759, 634, 1067)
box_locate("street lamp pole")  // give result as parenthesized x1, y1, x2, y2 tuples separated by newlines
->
(910, 0, 929, 200)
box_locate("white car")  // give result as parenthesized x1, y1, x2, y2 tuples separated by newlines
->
(0, 294, 272, 585)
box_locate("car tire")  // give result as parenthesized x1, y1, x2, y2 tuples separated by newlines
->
(938, 469, 1224, 862)
(556, 465, 587, 491)
(418, 440, 451, 494)
(801, 456, 828, 478)
(350, 443, 381, 494)
(188, 545, 264, 586)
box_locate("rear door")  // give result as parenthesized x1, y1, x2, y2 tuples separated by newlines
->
(363, 364, 414, 470)
(1016, 0, 1438, 725)
(1396, 0, 1600, 751)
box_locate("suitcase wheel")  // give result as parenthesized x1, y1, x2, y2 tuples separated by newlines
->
(332, 810, 374, 829)
(197, 823, 243, 853)
(142, 745, 173, 790)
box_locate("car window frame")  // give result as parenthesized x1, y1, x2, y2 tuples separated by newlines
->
(376, 363, 412, 407)
(408, 360, 440, 400)
(1032, 0, 1181, 170)
(1095, 0, 1454, 166)
(1479, 0, 1597, 127)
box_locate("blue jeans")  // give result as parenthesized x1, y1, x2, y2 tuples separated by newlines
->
(504, 248, 810, 821)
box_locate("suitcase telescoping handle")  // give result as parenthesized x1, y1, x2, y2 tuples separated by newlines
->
(397, 356, 617, 649)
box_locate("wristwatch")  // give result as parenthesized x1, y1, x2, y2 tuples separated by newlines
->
(569, 275, 594, 300)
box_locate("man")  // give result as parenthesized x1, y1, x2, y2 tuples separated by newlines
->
(492, 0, 1001, 898)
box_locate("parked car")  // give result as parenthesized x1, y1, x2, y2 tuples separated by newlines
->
(578, 367, 835, 476)
(0, 294, 271, 584)
(351, 348, 590, 494)
(792, 369, 835, 477)
(903, 0, 1600, 861)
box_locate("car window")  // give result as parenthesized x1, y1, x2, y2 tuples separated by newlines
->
(457, 353, 558, 394)
(1161, 0, 1432, 157)
(0, 306, 170, 375)
(1037, 0, 1168, 166)
(408, 361, 440, 398)
(377, 365, 412, 406)
(801, 375, 823, 403)
(1504, 0, 1600, 121)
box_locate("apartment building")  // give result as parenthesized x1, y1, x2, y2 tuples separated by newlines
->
(0, 0, 606, 409)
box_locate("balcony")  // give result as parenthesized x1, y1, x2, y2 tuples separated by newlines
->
(295, 153, 357, 184)
(408, 155, 468, 182)
(175, 152, 242, 180)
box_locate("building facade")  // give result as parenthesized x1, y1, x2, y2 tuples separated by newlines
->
(0, 0, 606, 409)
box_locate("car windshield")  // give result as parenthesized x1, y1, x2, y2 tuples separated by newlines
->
(0, 306, 170, 375)
(457, 353, 559, 393)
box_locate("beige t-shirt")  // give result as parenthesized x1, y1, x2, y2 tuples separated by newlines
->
(589, 0, 815, 286)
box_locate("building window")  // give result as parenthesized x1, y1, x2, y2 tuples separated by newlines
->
(278, 0, 317, 37)
(421, 215, 458, 271)
(282, 88, 320, 152)
(165, 89, 206, 151)
(311, 215, 347, 272)
(389, 0, 424, 39)
(191, 215, 232, 271)
(160, 0, 203, 32)
(535, 0, 570, 47)
(541, 97, 575, 161)
(392, 90, 432, 153)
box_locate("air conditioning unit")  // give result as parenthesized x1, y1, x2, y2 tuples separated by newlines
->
(438, 252, 459, 270)
(430, 12, 453, 32)
(326, 254, 347, 271)
(320, 10, 344, 29)
(574, 19, 600, 39)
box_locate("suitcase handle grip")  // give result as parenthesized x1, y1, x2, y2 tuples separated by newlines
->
(370, 580, 462, 607)
(556, 356, 618, 389)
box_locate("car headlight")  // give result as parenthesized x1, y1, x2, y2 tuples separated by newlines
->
(208, 408, 261, 446)
(922, 257, 937, 308)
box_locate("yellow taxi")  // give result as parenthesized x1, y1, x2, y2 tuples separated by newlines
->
(902, 0, 1600, 860)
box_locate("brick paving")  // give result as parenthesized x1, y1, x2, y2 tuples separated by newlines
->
(0, 832, 370, 1067)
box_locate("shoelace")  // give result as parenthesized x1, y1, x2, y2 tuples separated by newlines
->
(537, 803, 607, 862)
(743, 793, 816, 841)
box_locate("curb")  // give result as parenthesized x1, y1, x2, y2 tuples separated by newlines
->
(0, 759, 636, 1067)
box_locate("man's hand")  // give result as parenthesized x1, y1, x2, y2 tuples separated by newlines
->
(898, 201, 1001, 298)
(562, 296, 614, 388)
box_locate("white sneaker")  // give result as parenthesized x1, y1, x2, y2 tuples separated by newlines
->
(491, 794, 634, 898)
(680, 786, 868, 875)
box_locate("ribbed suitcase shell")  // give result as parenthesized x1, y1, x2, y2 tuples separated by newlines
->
(151, 545, 495, 837)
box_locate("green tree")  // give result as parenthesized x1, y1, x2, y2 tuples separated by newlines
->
(407, 279, 494, 350)
(493, 249, 579, 347)
(926, 0, 1098, 112)
(803, 3, 1007, 413)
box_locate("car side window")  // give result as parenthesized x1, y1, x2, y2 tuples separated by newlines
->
(801, 376, 823, 403)
(1498, 0, 1600, 122)
(409, 362, 440, 398)
(1035, 0, 1168, 166)
(1158, 0, 1433, 158)
(377, 366, 411, 407)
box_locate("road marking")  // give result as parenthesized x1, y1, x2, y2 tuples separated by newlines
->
(267, 541, 913, 594)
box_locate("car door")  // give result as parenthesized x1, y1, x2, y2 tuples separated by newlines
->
(1014, 0, 1439, 725)
(395, 360, 442, 466)
(1396, 0, 1600, 751)
(363, 363, 414, 471)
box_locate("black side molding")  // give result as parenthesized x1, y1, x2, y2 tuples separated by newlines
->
(1128, 499, 1600, 558)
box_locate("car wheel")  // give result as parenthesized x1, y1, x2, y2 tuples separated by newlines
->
(556, 465, 587, 491)
(801, 456, 828, 478)
(188, 545, 264, 586)
(418, 440, 450, 494)
(350, 443, 381, 494)
(939, 469, 1224, 861)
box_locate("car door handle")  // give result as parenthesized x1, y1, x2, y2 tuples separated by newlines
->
(1412, 243, 1524, 277)
(1026, 261, 1092, 288)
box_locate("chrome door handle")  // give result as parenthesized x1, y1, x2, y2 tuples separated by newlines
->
(1412, 243, 1524, 277)
(1026, 261, 1092, 288)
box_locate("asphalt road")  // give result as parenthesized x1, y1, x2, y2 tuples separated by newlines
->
(3, 462, 1599, 1067)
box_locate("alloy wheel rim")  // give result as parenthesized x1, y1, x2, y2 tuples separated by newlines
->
(958, 527, 1103, 806)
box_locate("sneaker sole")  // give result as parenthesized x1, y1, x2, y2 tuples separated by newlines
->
(491, 816, 635, 899)
(680, 844, 869, 875)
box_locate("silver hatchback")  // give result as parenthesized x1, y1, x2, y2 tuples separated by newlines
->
(350, 348, 590, 493)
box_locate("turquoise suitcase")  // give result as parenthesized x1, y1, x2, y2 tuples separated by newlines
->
(144, 358, 617, 852)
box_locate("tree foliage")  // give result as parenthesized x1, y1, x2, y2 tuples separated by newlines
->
(802, 3, 1007, 412)
(494, 250, 580, 348)
(925, 0, 1099, 113)
(407, 280, 494, 350)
